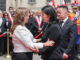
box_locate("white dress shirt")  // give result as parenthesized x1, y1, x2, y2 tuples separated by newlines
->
(0, 18, 3, 26)
(0, 18, 3, 32)
(12, 25, 43, 53)
(62, 17, 68, 27)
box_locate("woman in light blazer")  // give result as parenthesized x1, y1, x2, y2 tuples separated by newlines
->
(11, 9, 54, 60)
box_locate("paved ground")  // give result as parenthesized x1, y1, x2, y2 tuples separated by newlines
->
(0, 54, 42, 60)
(0, 54, 80, 60)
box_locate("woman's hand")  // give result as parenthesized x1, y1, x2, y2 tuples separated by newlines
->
(29, 46, 39, 53)
(43, 39, 55, 47)
(36, 38, 42, 42)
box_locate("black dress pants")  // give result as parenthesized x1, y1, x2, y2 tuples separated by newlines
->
(0, 37, 4, 56)
(12, 52, 33, 60)
(43, 59, 62, 60)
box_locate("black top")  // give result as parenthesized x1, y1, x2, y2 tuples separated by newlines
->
(39, 22, 61, 59)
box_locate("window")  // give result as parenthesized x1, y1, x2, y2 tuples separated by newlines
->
(0, 0, 6, 11)
(20, 0, 22, 4)
(47, 0, 52, 2)
(64, 0, 71, 3)
(28, 0, 35, 3)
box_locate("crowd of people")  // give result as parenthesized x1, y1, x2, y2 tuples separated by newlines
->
(0, 2, 80, 60)
(0, 7, 13, 56)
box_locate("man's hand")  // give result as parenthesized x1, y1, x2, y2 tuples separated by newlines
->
(63, 53, 68, 59)
(38, 28, 42, 32)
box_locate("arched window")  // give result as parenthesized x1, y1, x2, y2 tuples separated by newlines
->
(47, 0, 52, 2)
(64, 0, 71, 3)
(28, 0, 35, 3)
(20, 0, 22, 4)
(0, 0, 6, 11)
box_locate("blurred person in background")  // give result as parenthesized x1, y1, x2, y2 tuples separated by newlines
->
(68, 3, 80, 60)
(31, 11, 44, 38)
(8, 7, 14, 24)
(3, 12, 12, 55)
(75, 6, 80, 60)
(0, 10, 6, 56)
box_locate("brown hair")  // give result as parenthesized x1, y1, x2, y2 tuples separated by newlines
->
(11, 8, 29, 34)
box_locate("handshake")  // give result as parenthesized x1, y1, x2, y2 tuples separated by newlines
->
(30, 38, 55, 53)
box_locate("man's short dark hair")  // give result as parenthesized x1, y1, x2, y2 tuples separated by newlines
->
(58, 5, 68, 11)
(9, 7, 13, 10)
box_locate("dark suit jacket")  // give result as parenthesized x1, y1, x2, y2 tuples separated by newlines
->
(5, 20, 11, 30)
(56, 19, 77, 59)
(39, 22, 61, 60)
(25, 17, 34, 30)
(26, 17, 44, 37)
(0, 18, 6, 34)
(32, 17, 44, 30)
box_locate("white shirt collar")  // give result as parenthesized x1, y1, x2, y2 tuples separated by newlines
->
(0, 18, 3, 26)
(63, 17, 68, 23)
(61, 17, 68, 27)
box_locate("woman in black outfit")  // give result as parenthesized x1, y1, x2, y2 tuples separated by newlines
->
(39, 5, 61, 60)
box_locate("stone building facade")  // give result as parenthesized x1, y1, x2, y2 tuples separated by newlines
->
(0, 0, 79, 12)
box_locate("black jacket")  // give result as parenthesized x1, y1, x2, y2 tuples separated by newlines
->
(49, 19, 77, 59)
(58, 19, 77, 57)
(5, 20, 11, 30)
(26, 17, 44, 37)
(0, 18, 6, 34)
(39, 22, 61, 60)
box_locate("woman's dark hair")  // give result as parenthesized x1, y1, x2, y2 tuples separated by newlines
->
(41, 5, 58, 23)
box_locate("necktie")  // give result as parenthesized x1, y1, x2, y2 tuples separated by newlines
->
(59, 21, 63, 29)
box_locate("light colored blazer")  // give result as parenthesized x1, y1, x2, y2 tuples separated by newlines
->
(12, 25, 43, 53)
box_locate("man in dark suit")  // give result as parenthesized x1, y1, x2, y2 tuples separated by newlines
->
(0, 10, 6, 56)
(31, 17, 44, 37)
(32, 11, 44, 38)
(26, 12, 44, 38)
(5, 18, 11, 30)
(4, 18, 12, 55)
(56, 6, 78, 60)
(8, 7, 14, 24)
